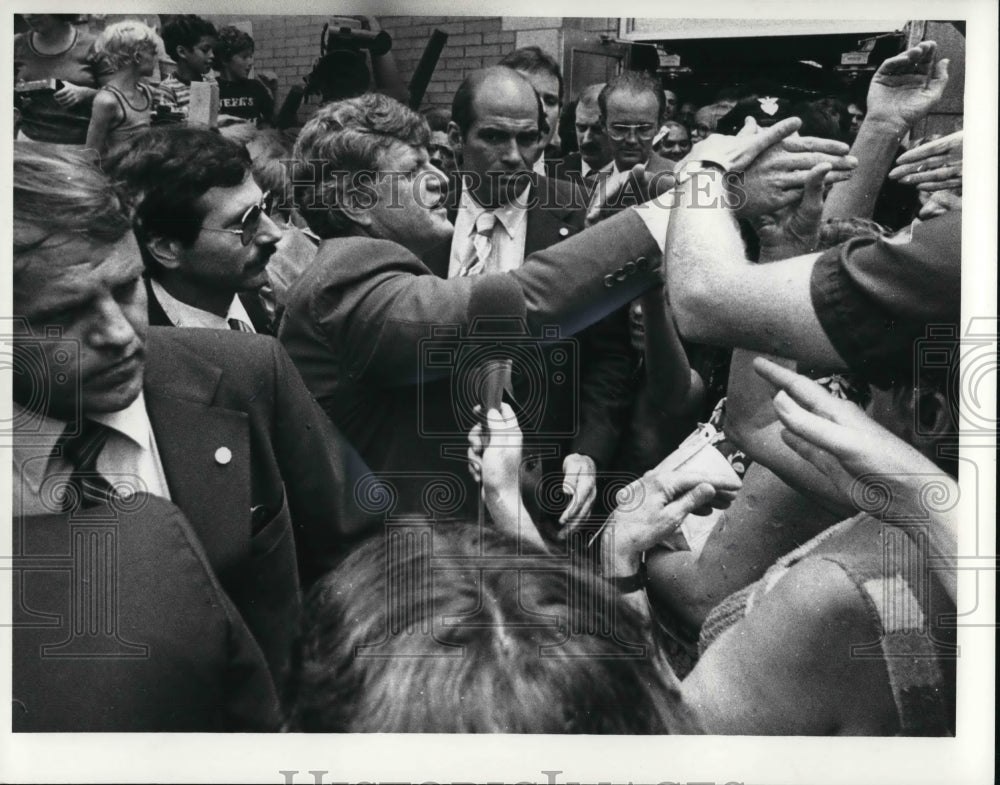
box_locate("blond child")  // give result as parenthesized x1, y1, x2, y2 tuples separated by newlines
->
(85, 21, 161, 157)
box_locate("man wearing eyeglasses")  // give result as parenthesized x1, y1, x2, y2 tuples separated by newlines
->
(106, 126, 281, 335)
(598, 71, 675, 192)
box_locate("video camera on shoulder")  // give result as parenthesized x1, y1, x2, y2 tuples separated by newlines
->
(321, 17, 392, 57)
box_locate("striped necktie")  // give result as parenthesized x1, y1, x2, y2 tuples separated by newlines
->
(460, 211, 497, 277)
(53, 420, 116, 511)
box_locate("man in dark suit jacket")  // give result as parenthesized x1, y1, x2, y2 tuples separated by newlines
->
(597, 71, 677, 191)
(106, 126, 281, 335)
(422, 67, 634, 526)
(13, 496, 280, 731)
(12, 143, 371, 701)
(279, 91, 666, 522)
(557, 82, 613, 186)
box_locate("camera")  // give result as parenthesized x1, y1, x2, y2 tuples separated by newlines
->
(914, 319, 998, 436)
(321, 19, 392, 57)
(1, 318, 82, 447)
(14, 77, 63, 97)
(418, 318, 579, 439)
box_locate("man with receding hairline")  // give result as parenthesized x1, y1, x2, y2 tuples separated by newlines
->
(423, 66, 633, 528)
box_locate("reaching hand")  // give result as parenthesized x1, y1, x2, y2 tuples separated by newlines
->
(865, 41, 949, 131)
(468, 404, 523, 500)
(602, 471, 720, 576)
(584, 162, 675, 227)
(736, 126, 855, 219)
(560, 453, 598, 527)
(753, 357, 956, 524)
(682, 116, 803, 174)
(755, 161, 831, 259)
(888, 130, 962, 192)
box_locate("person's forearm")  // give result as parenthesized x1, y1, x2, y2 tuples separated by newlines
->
(822, 118, 907, 221)
(646, 463, 840, 629)
(640, 287, 696, 413)
(666, 175, 845, 367)
(485, 489, 547, 551)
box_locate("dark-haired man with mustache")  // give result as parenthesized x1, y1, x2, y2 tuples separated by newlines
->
(106, 126, 280, 334)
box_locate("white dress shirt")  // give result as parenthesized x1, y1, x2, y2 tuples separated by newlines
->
(150, 279, 256, 332)
(448, 181, 532, 278)
(11, 393, 171, 517)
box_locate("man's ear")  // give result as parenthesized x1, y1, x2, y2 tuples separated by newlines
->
(337, 186, 374, 229)
(447, 121, 463, 158)
(914, 387, 955, 439)
(143, 234, 185, 271)
(175, 44, 191, 64)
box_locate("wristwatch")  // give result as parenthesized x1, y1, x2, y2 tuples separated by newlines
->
(611, 556, 648, 594)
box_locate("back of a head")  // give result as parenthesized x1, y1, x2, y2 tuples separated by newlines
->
(291, 93, 429, 238)
(598, 70, 665, 124)
(161, 14, 216, 62)
(284, 524, 686, 733)
(14, 142, 131, 268)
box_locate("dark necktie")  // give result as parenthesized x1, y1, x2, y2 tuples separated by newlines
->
(54, 420, 116, 511)
(228, 317, 253, 332)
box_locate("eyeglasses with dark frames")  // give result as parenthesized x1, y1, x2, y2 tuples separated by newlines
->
(200, 190, 274, 246)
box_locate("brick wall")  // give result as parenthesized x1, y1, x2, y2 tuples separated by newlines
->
(205, 15, 616, 119)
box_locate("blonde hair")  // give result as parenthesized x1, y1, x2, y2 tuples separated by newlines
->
(95, 20, 162, 72)
(13, 142, 131, 270)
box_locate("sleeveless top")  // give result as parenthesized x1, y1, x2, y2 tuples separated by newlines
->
(699, 514, 956, 735)
(101, 83, 154, 148)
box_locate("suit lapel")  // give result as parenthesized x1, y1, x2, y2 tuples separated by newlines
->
(143, 329, 251, 575)
(524, 179, 582, 255)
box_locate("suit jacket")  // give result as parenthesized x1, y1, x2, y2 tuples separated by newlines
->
(279, 208, 659, 520)
(13, 495, 280, 731)
(145, 276, 275, 335)
(423, 175, 634, 468)
(141, 327, 372, 679)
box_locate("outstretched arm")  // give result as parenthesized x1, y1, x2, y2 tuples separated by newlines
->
(823, 41, 949, 221)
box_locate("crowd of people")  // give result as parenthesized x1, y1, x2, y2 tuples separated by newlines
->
(11, 14, 965, 737)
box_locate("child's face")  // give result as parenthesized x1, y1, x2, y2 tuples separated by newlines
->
(180, 35, 215, 75)
(135, 45, 158, 78)
(225, 49, 254, 80)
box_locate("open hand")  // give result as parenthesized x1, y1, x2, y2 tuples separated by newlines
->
(865, 41, 949, 131)
(755, 161, 831, 259)
(753, 357, 956, 522)
(889, 130, 962, 192)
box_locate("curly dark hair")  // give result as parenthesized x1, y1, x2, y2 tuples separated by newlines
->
(214, 25, 254, 64)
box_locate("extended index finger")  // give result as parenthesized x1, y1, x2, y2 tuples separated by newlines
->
(743, 117, 803, 160)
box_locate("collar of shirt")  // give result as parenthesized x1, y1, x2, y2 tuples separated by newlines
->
(580, 158, 593, 178)
(532, 155, 547, 177)
(12, 392, 154, 495)
(457, 178, 531, 240)
(449, 179, 531, 276)
(150, 278, 255, 332)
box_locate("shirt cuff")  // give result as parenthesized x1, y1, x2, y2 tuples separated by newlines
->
(631, 192, 676, 255)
